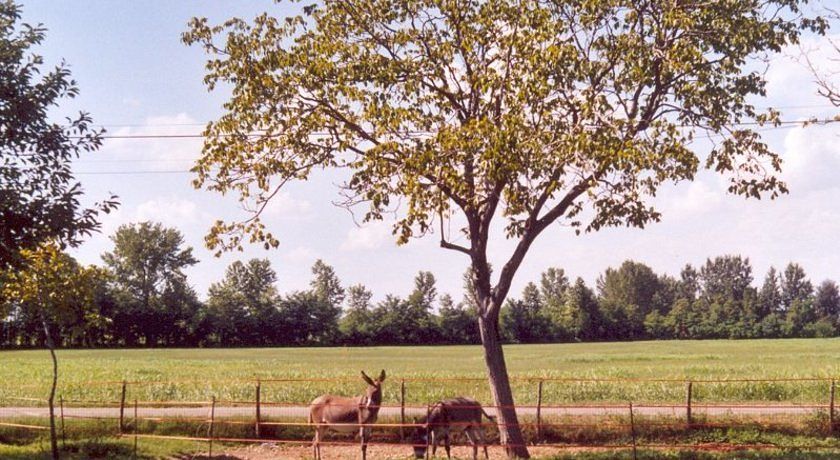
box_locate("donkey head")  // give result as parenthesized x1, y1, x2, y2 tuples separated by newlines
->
(411, 417, 429, 459)
(360, 369, 386, 406)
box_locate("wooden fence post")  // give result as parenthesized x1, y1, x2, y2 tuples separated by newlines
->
(133, 399, 138, 459)
(536, 380, 544, 444)
(686, 381, 693, 428)
(255, 379, 262, 438)
(59, 396, 65, 449)
(119, 380, 127, 434)
(830, 380, 836, 434)
(400, 379, 406, 441)
(425, 404, 431, 460)
(629, 402, 638, 460)
(208, 396, 216, 459)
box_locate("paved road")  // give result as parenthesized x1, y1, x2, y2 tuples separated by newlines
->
(0, 404, 826, 421)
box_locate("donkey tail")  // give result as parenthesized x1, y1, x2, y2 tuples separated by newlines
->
(480, 406, 497, 421)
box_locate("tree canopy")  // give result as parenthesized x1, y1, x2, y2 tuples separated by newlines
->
(0, 1, 117, 268)
(184, 0, 819, 285)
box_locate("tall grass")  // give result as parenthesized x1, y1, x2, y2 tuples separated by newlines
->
(2, 339, 839, 406)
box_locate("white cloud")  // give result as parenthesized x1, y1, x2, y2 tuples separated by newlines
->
(283, 246, 317, 263)
(97, 197, 202, 236)
(340, 221, 393, 251)
(262, 192, 313, 219)
(95, 113, 204, 168)
(135, 197, 200, 226)
(782, 124, 840, 194)
(122, 97, 142, 108)
(659, 179, 725, 218)
(764, 34, 840, 112)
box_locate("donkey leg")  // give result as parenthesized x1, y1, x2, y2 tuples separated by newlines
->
(443, 429, 451, 459)
(477, 426, 489, 459)
(360, 426, 369, 460)
(465, 428, 479, 460)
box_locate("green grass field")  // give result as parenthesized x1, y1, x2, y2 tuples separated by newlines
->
(4, 338, 840, 458)
(2, 338, 840, 406)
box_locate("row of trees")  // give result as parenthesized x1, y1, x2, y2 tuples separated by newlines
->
(3, 221, 839, 349)
(501, 259, 840, 343)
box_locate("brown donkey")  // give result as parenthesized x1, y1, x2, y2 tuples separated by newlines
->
(411, 397, 495, 460)
(309, 370, 386, 460)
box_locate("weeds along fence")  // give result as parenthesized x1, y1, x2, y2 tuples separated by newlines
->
(3, 377, 840, 456)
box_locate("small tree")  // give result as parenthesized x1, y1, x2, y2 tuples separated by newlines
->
(2, 243, 101, 459)
(310, 259, 346, 308)
(815, 280, 840, 323)
(207, 259, 280, 345)
(184, 1, 821, 455)
(340, 284, 376, 344)
(437, 293, 480, 344)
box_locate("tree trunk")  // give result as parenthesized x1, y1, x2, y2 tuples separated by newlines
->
(478, 314, 530, 458)
(41, 317, 60, 460)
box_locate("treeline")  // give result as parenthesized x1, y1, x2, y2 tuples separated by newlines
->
(1, 222, 839, 348)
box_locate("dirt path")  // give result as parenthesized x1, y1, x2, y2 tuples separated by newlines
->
(200, 443, 617, 460)
(0, 404, 826, 420)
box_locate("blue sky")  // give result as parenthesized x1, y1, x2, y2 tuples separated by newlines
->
(19, 1, 840, 302)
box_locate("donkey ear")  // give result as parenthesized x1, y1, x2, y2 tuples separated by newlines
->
(360, 371, 374, 385)
(378, 369, 386, 382)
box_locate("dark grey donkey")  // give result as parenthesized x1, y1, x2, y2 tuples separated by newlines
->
(309, 370, 386, 460)
(412, 397, 495, 459)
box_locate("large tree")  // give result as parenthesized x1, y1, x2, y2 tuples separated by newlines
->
(102, 222, 200, 346)
(184, 1, 819, 455)
(0, 1, 117, 268)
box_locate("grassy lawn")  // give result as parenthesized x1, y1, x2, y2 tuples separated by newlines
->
(0, 437, 205, 459)
(1, 338, 839, 405)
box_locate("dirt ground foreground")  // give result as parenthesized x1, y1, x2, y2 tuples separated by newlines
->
(218, 443, 596, 459)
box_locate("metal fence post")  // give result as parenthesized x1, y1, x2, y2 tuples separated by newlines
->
(830, 380, 836, 434)
(208, 396, 216, 459)
(400, 379, 406, 441)
(425, 404, 431, 460)
(536, 380, 544, 444)
(59, 396, 65, 449)
(629, 402, 638, 460)
(133, 399, 138, 459)
(686, 381, 693, 427)
(119, 380, 127, 434)
(255, 379, 262, 438)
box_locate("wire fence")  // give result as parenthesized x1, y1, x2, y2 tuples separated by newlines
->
(3, 376, 840, 457)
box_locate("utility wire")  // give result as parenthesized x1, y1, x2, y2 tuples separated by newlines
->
(74, 170, 193, 175)
(68, 118, 838, 174)
(69, 117, 840, 141)
(72, 104, 839, 129)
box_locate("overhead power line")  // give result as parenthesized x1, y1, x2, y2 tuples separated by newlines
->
(74, 170, 193, 175)
(69, 117, 840, 141)
(74, 104, 838, 129)
(67, 118, 837, 175)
